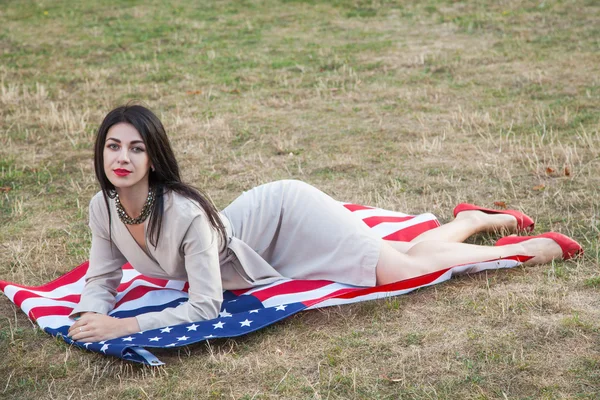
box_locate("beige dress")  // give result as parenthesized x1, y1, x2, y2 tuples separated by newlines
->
(71, 180, 381, 331)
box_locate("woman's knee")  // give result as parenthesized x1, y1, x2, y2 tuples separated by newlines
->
(375, 242, 418, 284)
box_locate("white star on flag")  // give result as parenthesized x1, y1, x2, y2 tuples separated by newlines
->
(121, 337, 134, 342)
(219, 309, 232, 317)
(249, 309, 259, 314)
(186, 324, 199, 331)
(275, 305, 287, 311)
(149, 337, 162, 342)
(100, 344, 109, 353)
(166, 343, 176, 347)
(160, 327, 173, 333)
(177, 336, 189, 341)
(240, 319, 253, 327)
(204, 335, 215, 339)
(99, 341, 107, 344)
(213, 321, 225, 329)
(83, 343, 92, 348)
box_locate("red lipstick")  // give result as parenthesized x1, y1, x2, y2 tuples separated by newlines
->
(114, 169, 131, 177)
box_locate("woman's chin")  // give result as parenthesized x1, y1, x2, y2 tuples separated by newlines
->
(107, 179, 133, 190)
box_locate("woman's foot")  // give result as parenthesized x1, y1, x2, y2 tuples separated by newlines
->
(453, 203, 535, 232)
(454, 209, 519, 233)
(495, 232, 583, 264)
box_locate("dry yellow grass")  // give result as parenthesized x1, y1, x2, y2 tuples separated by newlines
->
(1, 0, 599, 398)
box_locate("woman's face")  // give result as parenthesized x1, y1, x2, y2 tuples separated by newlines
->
(103, 122, 152, 192)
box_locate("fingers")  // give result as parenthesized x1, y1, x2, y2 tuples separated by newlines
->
(68, 318, 86, 335)
(68, 315, 99, 341)
(69, 328, 96, 342)
(68, 323, 92, 341)
(67, 314, 120, 343)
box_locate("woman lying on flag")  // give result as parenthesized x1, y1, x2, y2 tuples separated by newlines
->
(67, 104, 583, 343)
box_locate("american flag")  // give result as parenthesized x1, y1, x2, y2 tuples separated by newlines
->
(0, 204, 526, 365)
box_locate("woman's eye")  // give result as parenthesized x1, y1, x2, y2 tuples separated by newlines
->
(107, 143, 119, 150)
(131, 147, 145, 153)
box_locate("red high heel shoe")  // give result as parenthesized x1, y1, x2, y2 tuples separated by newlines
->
(453, 203, 535, 232)
(495, 232, 583, 260)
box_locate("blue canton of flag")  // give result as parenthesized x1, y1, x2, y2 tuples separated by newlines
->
(50, 292, 306, 365)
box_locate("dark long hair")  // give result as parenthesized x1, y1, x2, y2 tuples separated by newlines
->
(94, 104, 227, 250)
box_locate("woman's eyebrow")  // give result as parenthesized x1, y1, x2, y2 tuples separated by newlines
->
(105, 137, 145, 145)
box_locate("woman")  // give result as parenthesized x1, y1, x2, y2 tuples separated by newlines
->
(67, 104, 582, 342)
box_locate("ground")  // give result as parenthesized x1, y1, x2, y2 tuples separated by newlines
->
(0, 0, 599, 399)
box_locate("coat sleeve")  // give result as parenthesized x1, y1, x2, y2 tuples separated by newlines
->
(70, 197, 127, 318)
(134, 214, 223, 331)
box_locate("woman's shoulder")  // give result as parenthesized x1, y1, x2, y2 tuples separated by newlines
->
(88, 191, 112, 231)
(89, 191, 110, 214)
(164, 190, 207, 219)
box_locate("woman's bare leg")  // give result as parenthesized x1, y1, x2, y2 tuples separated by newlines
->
(385, 210, 519, 253)
(376, 238, 562, 285)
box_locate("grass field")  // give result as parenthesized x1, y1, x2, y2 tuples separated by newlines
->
(1, 0, 599, 398)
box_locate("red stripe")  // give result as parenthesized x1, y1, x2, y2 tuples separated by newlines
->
(302, 288, 361, 307)
(383, 220, 440, 242)
(362, 215, 414, 228)
(230, 288, 252, 296)
(250, 280, 334, 302)
(113, 283, 190, 308)
(29, 306, 73, 321)
(117, 275, 169, 292)
(0, 261, 89, 292)
(302, 255, 530, 304)
(13, 291, 80, 308)
(344, 204, 374, 212)
(114, 285, 167, 308)
(0, 261, 134, 293)
(298, 268, 453, 307)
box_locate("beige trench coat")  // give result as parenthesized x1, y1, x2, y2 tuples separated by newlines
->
(71, 180, 381, 331)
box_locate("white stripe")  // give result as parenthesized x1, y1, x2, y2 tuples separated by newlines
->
(21, 279, 178, 319)
(20, 276, 185, 321)
(350, 208, 412, 219)
(2, 268, 145, 302)
(2, 280, 85, 302)
(111, 288, 189, 313)
(306, 259, 522, 309)
(20, 298, 78, 316)
(449, 258, 520, 275)
(36, 315, 73, 330)
(113, 278, 186, 303)
(369, 213, 439, 237)
(260, 282, 355, 308)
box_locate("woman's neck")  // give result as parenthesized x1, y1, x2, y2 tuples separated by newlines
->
(115, 183, 150, 218)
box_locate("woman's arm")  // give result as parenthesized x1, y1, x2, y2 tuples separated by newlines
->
(68, 312, 140, 342)
(68, 195, 136, 342)
(69, 202, 223, 340)
(69, 197, 128, 318)
(69, 215, 222, 341)
(133, 214, 224, 332)
(67, 226, 140, 341)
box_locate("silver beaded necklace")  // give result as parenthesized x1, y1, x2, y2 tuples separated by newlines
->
(115, 188, 155, 225)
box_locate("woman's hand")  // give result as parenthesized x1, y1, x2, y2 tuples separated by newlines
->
(68, 313, 140, 343)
